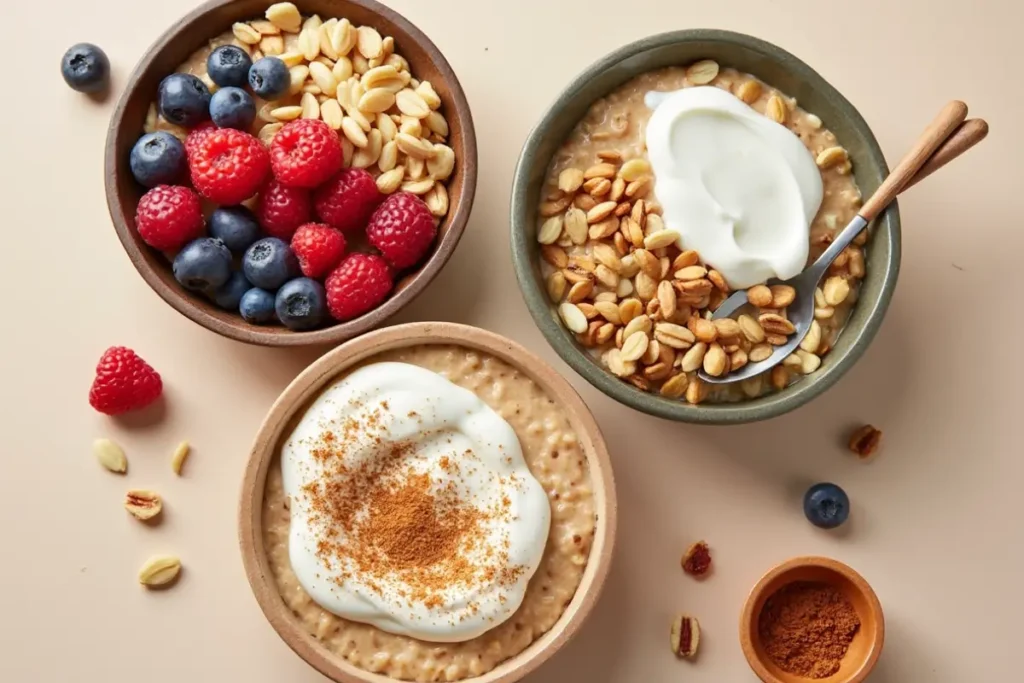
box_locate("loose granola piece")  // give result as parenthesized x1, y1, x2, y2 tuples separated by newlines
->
(848, 424, 882, 458)
(681, 540, 712, 577)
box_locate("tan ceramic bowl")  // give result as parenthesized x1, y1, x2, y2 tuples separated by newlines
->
(106, 0, 477, 346)
(740, 557, 885, 683)
(238, 322, 617, 683)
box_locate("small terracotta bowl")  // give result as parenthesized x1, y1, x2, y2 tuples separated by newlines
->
(105, 0, 477, 346)
(740, 556, 885, 683)
(238, 322, 617, 682)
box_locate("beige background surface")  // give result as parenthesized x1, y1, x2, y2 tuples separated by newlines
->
(3, 0, 1021, 680)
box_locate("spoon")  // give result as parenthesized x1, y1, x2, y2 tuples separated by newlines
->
(699, 103, 988, 384)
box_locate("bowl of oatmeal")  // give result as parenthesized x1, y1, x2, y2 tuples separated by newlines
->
(510, 30, 900, 423)
(239, 322, 616, 682)
(105, 0, 477, 346)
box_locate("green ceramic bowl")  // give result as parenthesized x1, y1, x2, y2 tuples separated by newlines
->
(510, 30, 901, 424)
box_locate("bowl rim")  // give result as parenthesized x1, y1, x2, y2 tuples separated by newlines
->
(238, 321, 618, 683)
(739, 555, 886, 683)
(509, 28, 901, 424)
(104, 0, 478, 347)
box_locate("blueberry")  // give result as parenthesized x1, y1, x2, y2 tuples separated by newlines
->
(247, 57, 290, 99)
(209, 206, 261, 253)
(803, 483, 850, 529)
(60, 43, 110, 93)
(243, 237, 298, 290)
(172, 238, 232, 292)
(210, 86, 256, 130)
(206, 45, 252, 88)
(240, 288, 277, 324)
(275, 278, 327, 330)
(129, 132, 187, 188)
(211, 271, 251, 310)
(157, 73, 211, 127)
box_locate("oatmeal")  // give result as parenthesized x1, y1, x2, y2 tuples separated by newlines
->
(262, 345, 596, 681)
(538, 62, 868, 402)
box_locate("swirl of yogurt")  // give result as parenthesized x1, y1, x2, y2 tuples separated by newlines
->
(281, 362, 551, 643)
(645, 86, 823, 289)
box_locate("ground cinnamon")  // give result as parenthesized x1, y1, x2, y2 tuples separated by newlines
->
(299, 399, 523, 611)
(758, 581, 860, 679)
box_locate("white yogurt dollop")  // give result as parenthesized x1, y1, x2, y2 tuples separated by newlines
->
(644, 86, 823, 289)
(281, 362, 551, 643)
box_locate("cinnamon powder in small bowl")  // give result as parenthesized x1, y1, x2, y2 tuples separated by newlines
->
(757, 581, 861, 679)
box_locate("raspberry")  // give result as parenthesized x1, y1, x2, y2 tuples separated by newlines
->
(88, 346, 163, 415)
(189, 127, 270, 204)
(135, 185, 204, 251)
(184, 121, 216, 156)
(255, 179, 312, 240)
(270, 119, 343, 188)
(325, 253, 393, 321)
(365, 192, 437, 269)
(291, 223, 347, 278)
(313, 168, 381, 233)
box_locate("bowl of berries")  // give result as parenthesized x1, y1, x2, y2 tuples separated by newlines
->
(105, 0, 476, 345)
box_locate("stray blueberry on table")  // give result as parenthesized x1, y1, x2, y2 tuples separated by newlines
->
(206, 44, 252, 88)
(172, 237, 232, 292)
(129, 132, 187, 188)
(240, 288, 276, 324)
(211, 271, 252, 310)
(275, 278, 327, 330)
(247, 57, 290, 99)
(243, 237, 298, 290)
(210, 86, 256, 130)
(803, 483, 850, 529)
(60, 43, 110, 93)
(157, 73, 211, 127)
(209, 206, 261, 253)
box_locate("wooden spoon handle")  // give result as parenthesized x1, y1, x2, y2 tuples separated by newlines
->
(859, 100, 968, 221)
(900, 118, 989, 191)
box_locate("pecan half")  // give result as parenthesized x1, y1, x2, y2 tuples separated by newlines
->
(681, 541, 712, 577)
(670, 614, 701, 659)
(848, 424, 882, 458)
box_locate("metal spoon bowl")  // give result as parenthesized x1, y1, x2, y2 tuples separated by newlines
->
(699, 111, 987, 384)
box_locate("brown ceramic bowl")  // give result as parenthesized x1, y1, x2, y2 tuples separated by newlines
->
(740, 557, 885, 683)
(105, 0, 477, 346)
(238, 322, 617, 682)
